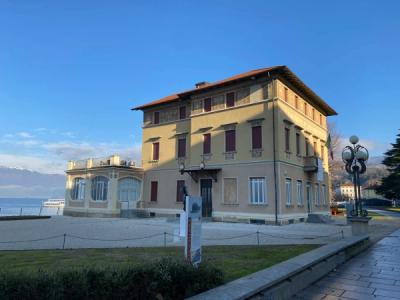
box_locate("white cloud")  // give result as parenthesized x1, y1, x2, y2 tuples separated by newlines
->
(0, 154, 65, 174)
(43, 141, 142, 162)
(18, 132, 34, 138)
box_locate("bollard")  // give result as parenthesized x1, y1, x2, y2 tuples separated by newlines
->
(256, 231, 260, 246)
(164, 232, 167, 247)
(62, 233, 66, 250)
(20, 207, 23, 216)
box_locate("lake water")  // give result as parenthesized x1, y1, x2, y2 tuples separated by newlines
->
(0, 198, 62, 216)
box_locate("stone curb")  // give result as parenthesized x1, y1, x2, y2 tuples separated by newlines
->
(188, 235, 370, 300)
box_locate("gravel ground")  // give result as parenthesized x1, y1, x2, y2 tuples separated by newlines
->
(0, 211, 398, 250)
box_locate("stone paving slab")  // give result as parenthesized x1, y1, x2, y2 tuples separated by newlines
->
(292, 227, 400, 299)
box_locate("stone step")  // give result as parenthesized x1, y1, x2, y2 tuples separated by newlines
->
(307, 213, 333, 224)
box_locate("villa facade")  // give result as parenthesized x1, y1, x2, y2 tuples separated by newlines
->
(64, 155, 143, 217)
(133, 66, 337, 224)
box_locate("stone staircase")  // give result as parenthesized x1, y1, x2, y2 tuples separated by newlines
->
(120, 209, 149, 219)
(306, 213, 333, 224)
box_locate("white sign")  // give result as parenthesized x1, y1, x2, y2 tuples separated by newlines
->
(179, 211, 186, 237)
(184, 196, 202, 266)
(317, 158, 324, 182)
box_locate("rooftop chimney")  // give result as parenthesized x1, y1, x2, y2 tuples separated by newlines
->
(195, 81, 209, 89)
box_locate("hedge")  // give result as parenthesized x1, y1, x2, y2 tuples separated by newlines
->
(0, 258, 224, 300)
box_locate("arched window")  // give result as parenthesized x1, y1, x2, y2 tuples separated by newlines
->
(91, 176, 109, 201)
(71, 177, 85, 200)
(118, 177, 141, 202)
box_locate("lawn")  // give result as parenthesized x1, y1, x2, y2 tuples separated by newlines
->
(0, 244, 319, 282)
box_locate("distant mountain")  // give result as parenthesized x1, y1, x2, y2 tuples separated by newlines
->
(0, 166, 65, 198)
(330, 156, 388, 189)
(367, 156, 384, 166)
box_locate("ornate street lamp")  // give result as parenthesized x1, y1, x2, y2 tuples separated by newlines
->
(342, 135, 369, 217)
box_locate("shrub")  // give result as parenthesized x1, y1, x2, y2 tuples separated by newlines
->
(0, 258, 224, 300)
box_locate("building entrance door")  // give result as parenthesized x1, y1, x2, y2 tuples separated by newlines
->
(306, 183, 312, 213)
(200, 179, 212, 218)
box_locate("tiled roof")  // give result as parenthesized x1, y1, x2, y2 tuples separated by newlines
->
(132, 65, 337, 115)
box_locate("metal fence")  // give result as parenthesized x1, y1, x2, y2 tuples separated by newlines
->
(0, 230, 345, 250)
(0, 206, 63, 217)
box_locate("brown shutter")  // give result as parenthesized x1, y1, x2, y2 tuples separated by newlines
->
(225, 130, 236, 152)
(150, 181, 158, 202)
(176, 180, 185, 202)
(153, 142, 159, 160)
(204, 98, 212, 112)
(203, 133, 211, 154)
(154, 111, 160, 124)
(178, 138, 186, 158)
(226, 92, 235, 108)
(305, 138, 309, 156)
(285, 128, 290, 151)
(252, 126, 262, 149)
(296, 133, 300, 155)
(179, 106, 186, 119)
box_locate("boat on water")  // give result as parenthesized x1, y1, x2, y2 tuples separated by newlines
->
(42, 198, 65, 208)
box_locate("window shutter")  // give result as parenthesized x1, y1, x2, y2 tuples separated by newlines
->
(252, 126, 262, 149)
(203, 133, 211, 154)
(153, 142, 159, 160)
(226, 92, 235, 108)
(285, 128, 290, 151)
(178, 138, 186, 158)
(225, 130, 236, 152)
(150, 181, 158, 202)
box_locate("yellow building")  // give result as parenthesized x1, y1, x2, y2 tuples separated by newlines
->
(340, 183, 358, 200)
(132, 65, 337, 224)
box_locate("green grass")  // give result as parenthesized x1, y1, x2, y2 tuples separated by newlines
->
(0, 245, 319, 282)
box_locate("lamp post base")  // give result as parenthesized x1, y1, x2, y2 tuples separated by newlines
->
(348, 216, 372, 236)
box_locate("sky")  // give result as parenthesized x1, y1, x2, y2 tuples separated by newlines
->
(0, 0, 399, 174)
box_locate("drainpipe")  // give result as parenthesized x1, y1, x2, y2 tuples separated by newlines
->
(270, 75, 279, 225)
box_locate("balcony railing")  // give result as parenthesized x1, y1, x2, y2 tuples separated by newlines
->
(303, 156, 318, 172)
(68, 155, 136, 170)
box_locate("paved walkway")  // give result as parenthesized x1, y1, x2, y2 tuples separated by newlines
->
(294, 228, 400, 299)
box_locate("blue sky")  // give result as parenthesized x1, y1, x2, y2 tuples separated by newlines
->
(0, 0, 399, 174)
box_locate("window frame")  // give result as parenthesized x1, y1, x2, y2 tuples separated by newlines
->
(285, 178, 292, 205)
(91, 176, 109, 201)
(296, 180, 303, 206)
(71, 177, 85, 201)
(249, 177, 266, 205)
